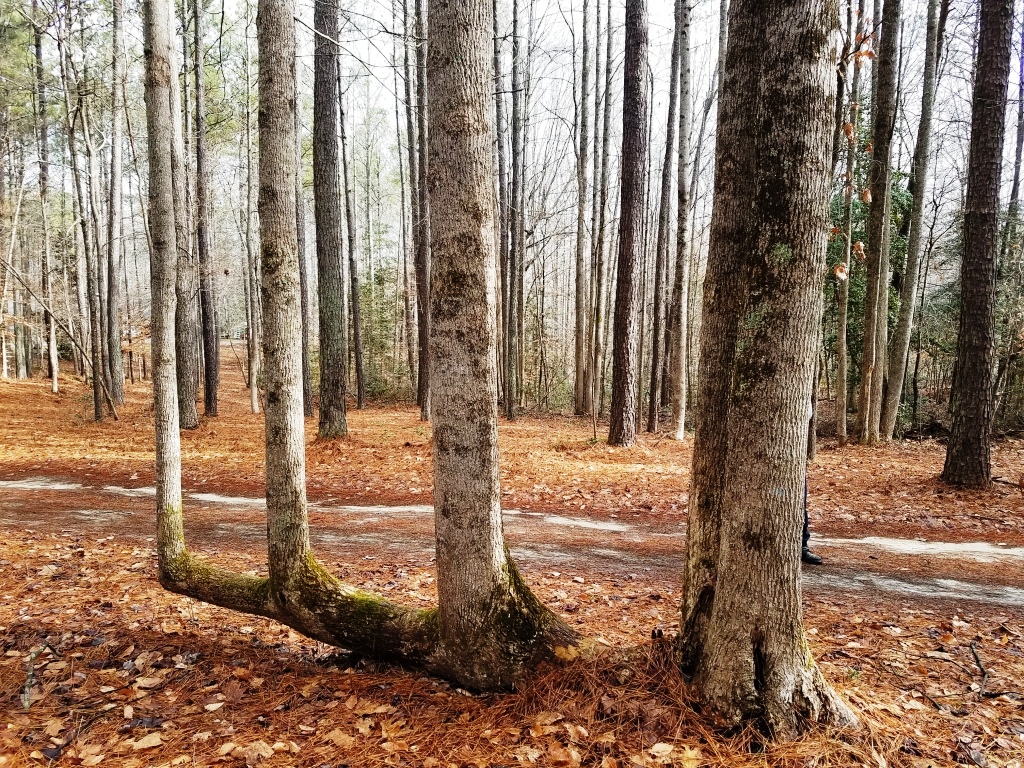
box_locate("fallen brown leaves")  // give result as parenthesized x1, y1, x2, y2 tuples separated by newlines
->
(1, 368, 1023, 766)
(1, 528, 1022, 767)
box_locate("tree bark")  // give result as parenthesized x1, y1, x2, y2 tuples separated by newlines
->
(33, 0, 58, 394)
(880, 0, 940, 438)
(505, 0, 524, 421)
(403, 0, 420, 393)
(585, 0, 604, 418)
(145, 0, 572, 691)
(993, 10, 1024, 421)
(295, 56, 313, 419)
(854, 0, 900, 444)
(144, 0, 185, 579)
(493, 0, 509, 406)
(941, 0, 1013, 488)
(573, 0, 591, 416)
(647, 0, 682, 434)
(427, 0, 576, 685)
(607, 0, 648, 447)
(340, 96, 366, 410)
(172, 12, 200, 430)
(667, 0, 691, 441)
(193, 0, 218, 416)
(836, 0, 866, 444)
(414, 0, 430, 421)
(81, 107, 106, 421)
(313, 0, 349, 437)
(590, 0, 614, 425)
(105, 0, 126, 405)
(244, 7, 261, 415)
(680, 0, 858, 735)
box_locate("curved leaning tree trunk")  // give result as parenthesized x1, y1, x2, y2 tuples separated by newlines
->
(147, 0, 573, 693)
(679, 0, 859, 736)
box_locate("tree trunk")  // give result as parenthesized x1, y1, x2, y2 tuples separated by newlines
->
(836, 0, 866, 444)
(667, 0, 691, 441)
(493, 0, 509, 406)
(607, 0, 648, 447)
(313, 0, 349, 437)
(403, 0, 420, 393)
(590, 0, 614, 426)
(82, 110, 106, 421)
(855, 0, 900, 444)
(33, 0, 58, 393)
(194, 0, 218, 416)
(573, 0, 591, 416)
(941, 0, 1013, 488)
(244, 7, 261, 415)
(172, 16, 200, 430)
(147, 0, 571, 692)
(680, 0, 858, 736)
(647, 0, 682, 434)
(296, 56, 313, 419)
(414, 0, 431, 421)
(104, 0, 126, 405)
(585, 0, 604, 418)
(505, 0, 524, 422)
(143, 0, 185, 578)
(340, 96, 366, 410)
(880, 0, 940, 438)
(82, 103, 109, 393)
(427, 0, 575, 685)
(993, 11, 1024, 421)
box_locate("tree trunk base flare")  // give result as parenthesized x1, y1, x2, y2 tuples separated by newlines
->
(678, 616, 859, 737)
(157, 545, 577, 692)
(432, 556, 578, 691)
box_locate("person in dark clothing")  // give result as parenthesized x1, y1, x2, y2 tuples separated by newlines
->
(802, 399, 823, 565)
(802, 475, 822, 564)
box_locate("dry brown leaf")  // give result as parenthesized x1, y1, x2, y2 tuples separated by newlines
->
(131, 732, 163, 750)
(325, 729, 355, 748)
(233, 740, 274, 764)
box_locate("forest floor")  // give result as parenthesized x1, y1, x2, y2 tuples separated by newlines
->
(1, 359, 1022, 768)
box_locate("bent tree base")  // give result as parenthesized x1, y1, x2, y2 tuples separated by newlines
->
(157, 516, 576, 691)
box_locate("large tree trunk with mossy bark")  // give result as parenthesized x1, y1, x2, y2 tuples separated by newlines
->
(313, 0, 348, 438)
(679, 0, 859, 736)
(941, 0, 1013, 489)
(427, 0, 576, 686)
(148, 0, 572, 693)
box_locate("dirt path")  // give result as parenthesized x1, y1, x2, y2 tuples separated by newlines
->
(3, 477, 1021, 609)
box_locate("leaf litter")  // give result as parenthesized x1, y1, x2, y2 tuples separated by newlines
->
(0, 371, 1023, 766)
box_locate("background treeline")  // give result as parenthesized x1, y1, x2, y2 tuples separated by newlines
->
(1, 0, 1022, 441)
